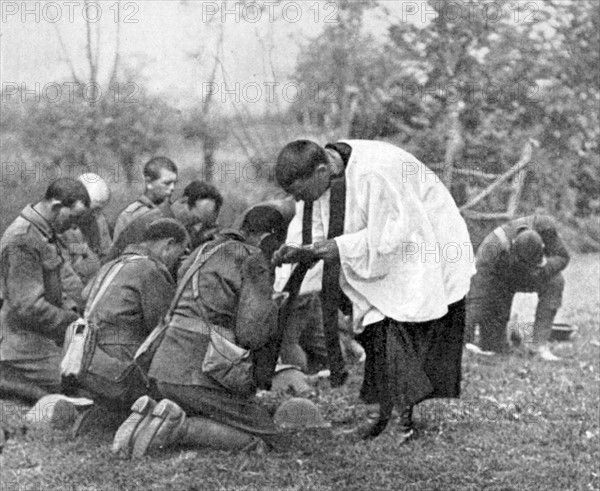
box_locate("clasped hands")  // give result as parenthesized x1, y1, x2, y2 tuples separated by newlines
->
(271, 239, 339, 267)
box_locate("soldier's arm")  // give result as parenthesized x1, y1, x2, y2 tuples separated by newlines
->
(536, 216, 570, 276)
(235, 251, 277, 351)
(3, 241, 78, 339)
(140, 265, 176, 334)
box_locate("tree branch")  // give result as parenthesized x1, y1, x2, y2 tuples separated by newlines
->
(109, 0, 122, 85)
(460, 140, 534, 212)
(52, 24, 82, 84)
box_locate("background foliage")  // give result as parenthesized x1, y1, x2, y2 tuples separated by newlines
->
(1, 0, 598, 248)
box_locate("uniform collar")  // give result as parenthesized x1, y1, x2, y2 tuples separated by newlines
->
(122, 243, 173, 279)
(216, 229, 247, 242)
(20, 204, 54, 240)
(138, 194, 158, 207)
(123, 243, 153, 258)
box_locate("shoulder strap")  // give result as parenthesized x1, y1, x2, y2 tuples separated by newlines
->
(163, 240, 231, 322)
(84, 263, 125, 318)
(83, 254, 147, 318)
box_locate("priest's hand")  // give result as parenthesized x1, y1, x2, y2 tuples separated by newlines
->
(313, 239, 340, 262)
(271, 244, 317, 267)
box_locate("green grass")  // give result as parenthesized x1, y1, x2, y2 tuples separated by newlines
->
(1, 254, 598, 491)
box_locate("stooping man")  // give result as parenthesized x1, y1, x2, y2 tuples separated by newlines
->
(112, 156, 178, 241)
(0, 178, 90, 401)
(466, 214, 570, 361)
(272, 140, 475, 441)
(112, 201, 294, 457)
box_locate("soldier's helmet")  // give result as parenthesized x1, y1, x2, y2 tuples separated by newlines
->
(274, 397, 330, 430)
(513, 229, 544, 266)
(77, 173, 111, 210)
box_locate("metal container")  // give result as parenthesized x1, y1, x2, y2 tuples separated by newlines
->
(549, 323, 576, 342)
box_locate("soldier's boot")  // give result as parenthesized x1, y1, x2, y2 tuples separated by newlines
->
(112, 396, 157, 456)
(131, 398, 186, 458)
(179, 416, 268, 453)
(131, 399, 266, 457)
(532, 308, 561, 361)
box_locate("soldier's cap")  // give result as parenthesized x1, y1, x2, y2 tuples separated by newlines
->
(232, 199, 296, 241)
(77, 173, 110, 209)
(512, 229, 544, 266)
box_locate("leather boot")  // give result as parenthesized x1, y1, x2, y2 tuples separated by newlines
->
(179, 416, 267, 452)
(112, 396, 157, 456)
(131, 398, 187, 458)
(533, 308, 558, 345)
(532, 308, 561, 361)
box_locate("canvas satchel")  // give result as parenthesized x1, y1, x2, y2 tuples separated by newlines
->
(161, 240, 256, 396)
(60, 256, 148, 405)
(202, 325, 255, 397)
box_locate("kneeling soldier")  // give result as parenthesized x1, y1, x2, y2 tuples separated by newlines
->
(71, 219, 188, 434)
(113, 201, 293, 457)
(467, 214, 569, 360)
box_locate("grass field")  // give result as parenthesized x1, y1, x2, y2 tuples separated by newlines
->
(1, 254, 598, 491)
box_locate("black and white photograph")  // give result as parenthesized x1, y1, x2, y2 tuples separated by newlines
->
(0, 1, 598, 489)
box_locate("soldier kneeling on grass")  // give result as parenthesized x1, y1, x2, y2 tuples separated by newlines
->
(112, 201, 295, 457)
(65, 219, 189, 434)
(465, 214, 570, 361)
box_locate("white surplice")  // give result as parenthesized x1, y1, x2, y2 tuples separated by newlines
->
(333, 140, 476, 331)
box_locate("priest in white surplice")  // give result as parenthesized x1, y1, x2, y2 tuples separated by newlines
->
(272, 139, 475, 441)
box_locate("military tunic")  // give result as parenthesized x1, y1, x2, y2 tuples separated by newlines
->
(0, 205, 81, 391)
(467, 214, 570, 351)
(113, 195, 173, 242)
(149, 233, 278, 436)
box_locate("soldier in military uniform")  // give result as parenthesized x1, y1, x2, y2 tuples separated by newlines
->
(112, 201, 293, 457)
(59, 173, 113, 286)
(107, 181, 223, 263)
(112, 157, 178, 241)
(467, 214, 570, 360)
(67, 219, 190, 436)
(0, 179, 90, 400)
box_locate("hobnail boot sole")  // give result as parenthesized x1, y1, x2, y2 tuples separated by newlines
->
(131, 399, 185, 459)
(111, 396, 156, 456)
